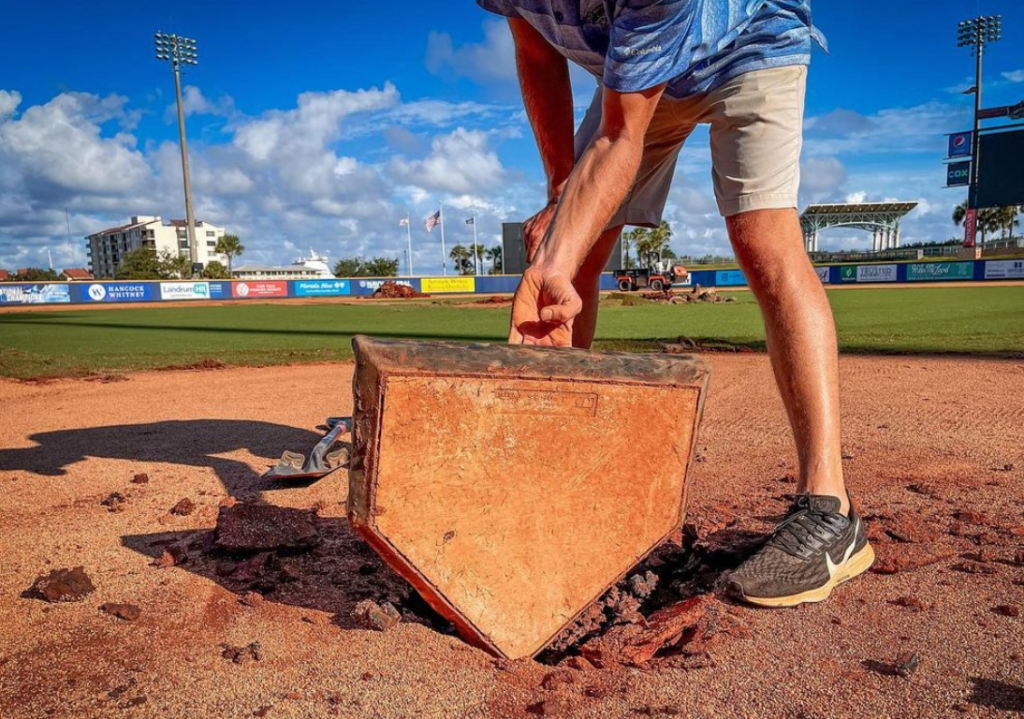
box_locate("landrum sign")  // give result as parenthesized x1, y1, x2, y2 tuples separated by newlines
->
(347, 336, 710, 658)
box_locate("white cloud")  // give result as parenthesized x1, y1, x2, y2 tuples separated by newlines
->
(426, 20, 518, 85)
(164, 85, 236, 122)
(0, 90, 21, 121)
(1001, 69, 1024, 83)
(387, 127, 507, 194)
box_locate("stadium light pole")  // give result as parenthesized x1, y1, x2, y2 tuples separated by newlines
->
(155, 32, 200, 270)
(957, 15, 1002, 246)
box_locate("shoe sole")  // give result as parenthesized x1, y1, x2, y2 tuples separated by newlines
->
(737, 543, 876, 608)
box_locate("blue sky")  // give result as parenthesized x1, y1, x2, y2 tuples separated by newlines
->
(1, 0, 1022, 273)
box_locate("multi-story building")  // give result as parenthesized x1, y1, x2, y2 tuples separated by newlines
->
(86, 215, 228, 278)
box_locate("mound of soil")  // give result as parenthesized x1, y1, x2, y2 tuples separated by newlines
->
(372, 281, 428, 299)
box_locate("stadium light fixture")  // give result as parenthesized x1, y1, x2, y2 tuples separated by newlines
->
(154, 32, 200, 271)
(955, 15, 1001, 244)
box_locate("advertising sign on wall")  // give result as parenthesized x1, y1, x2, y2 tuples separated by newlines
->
(85, 283, 154, 302)
(160, 281, 211, 301)
(857, 264, 898, 283)
(814, 267, 830, 284)
(421, 277, 476, 293)
(906, 262, 973, 282)
(354, 278, 418, 296)
(231, 281, 288, 298)
(294, 279, 351, 297)
(714, 270, 747, 287)
(0, 283, 71, 305)
(984, 259, 1024, 279)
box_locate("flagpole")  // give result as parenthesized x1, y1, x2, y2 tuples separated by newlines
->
(439, 205, 447, 276)
(472, 216, 479, 275)
(405, 213, 413, 276)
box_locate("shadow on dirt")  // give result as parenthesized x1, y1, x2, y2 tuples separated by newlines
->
(969, 678, 1024, 711)
(0, 420, 323, 499)
(119, 508, 451, 632)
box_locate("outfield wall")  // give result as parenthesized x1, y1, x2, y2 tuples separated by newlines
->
(1, 259, 1021, 306)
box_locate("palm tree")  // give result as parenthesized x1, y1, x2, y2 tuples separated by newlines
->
(486, 245, 503, 274)
(621, 227, 645, 269)
(634, 221, 673, 268)
(214, 234, 245, 275)
(449, 244, 473, 275)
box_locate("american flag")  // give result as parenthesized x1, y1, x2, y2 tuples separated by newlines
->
(465, 217, 475, 225)
(423, 210, 441, 232)
(399, 217, 409, 227)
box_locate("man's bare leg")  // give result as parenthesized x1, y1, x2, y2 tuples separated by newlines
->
(725, 209, 848, 514)
(570, 224, 623, 348)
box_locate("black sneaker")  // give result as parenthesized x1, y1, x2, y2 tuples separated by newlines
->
(728, 493, 873, 608)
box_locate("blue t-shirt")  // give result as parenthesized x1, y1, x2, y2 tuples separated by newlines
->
(477, 0, 826, 99)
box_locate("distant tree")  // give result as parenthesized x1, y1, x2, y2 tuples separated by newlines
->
(15, 267, 61, 281)
(952, 201, 1006, 245)
(332, 256, 399, 277)
(202, 260, 231, 279)
(161, 250, 194, 279)
(449, 244, 474, 275)
(467, 243, 487, 274)
(115, 247, 167, 280)
(333, 257, 364, 277)
(634, 221, 673, 268)
(362, 256, 399, 277)
(621, 227, 645, 269)
(214, 234, 245, 274)
(486, 245, 503, 274)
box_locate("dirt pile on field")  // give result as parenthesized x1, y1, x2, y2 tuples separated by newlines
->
(372, 281, 428, 299)
(641, 285, 736, 304)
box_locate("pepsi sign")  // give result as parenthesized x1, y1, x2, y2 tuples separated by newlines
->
(948, 131, 972, 158)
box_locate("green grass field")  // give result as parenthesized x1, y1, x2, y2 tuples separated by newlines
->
(1, 286, 1022, 379)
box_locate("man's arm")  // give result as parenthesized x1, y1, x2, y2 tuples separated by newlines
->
(510, 83, 665, 345)
(509, 17, 574, 202)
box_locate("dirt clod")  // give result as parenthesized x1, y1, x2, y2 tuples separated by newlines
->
(895, 651, 919, 678)
(239, 591, 264, 608)
(527, 697, 568, 716)
(215, 504, 320, 554)
(170, 498, 196, 516)
(221, 641, 263, 664)
(155, 544, 188, 568)
(888, 596, 930, 612)
(27, 566, 96, 602)
(130, 473, 149, 484)
(99, 602, 141, 621)
(992, 604, 1020, 618)
(101, 492, 128, 512)
(372, 281, 428, 299)
(580, 594, 741, 667)
(353, 600, 400, 631)
(541, 669, 577, 691)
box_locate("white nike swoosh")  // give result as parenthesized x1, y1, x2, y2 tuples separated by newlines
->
(825, 517, 859, 579)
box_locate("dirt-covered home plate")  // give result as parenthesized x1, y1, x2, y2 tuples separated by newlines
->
(347, 336, 710, 659)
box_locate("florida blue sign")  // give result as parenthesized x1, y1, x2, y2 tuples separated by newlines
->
(294, 279, 351, 297)
(948, 131, 972, 158)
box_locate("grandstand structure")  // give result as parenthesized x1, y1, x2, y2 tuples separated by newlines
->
(800, 202, 918, 253)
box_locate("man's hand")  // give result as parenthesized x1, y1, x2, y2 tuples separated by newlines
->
(508, 266, 582, 346)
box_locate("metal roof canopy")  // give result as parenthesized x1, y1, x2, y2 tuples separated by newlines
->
(800, 201, 918, 252)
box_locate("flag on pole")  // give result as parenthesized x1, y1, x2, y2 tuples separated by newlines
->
(399, 217, 409, 226)
(465, 217, 475, 225)
(424, 210, 441, 232)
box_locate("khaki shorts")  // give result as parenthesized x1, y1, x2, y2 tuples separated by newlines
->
(574, 65, 807, 222)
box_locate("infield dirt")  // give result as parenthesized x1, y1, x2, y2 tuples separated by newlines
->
(0, 354, 1022, 718)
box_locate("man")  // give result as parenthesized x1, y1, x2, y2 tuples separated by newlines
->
(479, 0, 873, 607)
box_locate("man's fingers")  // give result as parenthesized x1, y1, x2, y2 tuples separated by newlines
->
(538, 276, 582, 323)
